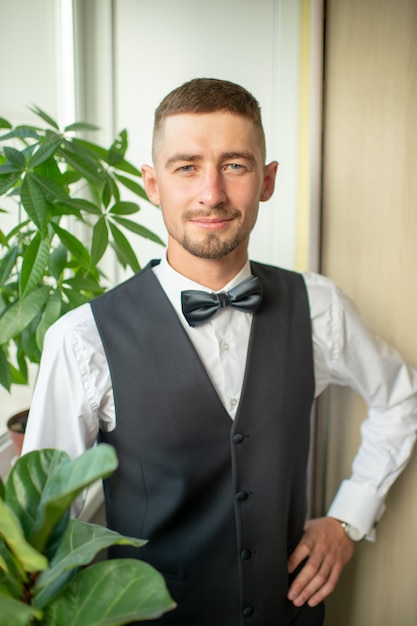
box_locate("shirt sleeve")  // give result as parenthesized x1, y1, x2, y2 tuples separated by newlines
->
(21, 305, 114, 517)
(22, 304, 114, 459)
(304, 272, 417, 539)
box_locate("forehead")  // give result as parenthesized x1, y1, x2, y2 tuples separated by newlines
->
(154, 111, 263, 162)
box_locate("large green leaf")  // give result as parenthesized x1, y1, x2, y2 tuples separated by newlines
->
(51, 222, 91, 270)
(91, 217, 109, 265)
(64, 122, 100, 132)
(112, 158, 142, 177)
(109, 201, 140, 215)
(3, 146, 25, 169)
(43, 559, 176, 625)
(70, 137, 107, 161)
(0, 348, 12, 391)
(109, 221, 140, 273)
(112, 216, 165, 246)
(6, 446, 119, 553)
(48, 243, 67, 279)
(62, 286, 91, 309)
(29, 136, 62, 169)
(0, 171, 21, 195)
(29, 105, 60, 131)
(0, 499, 48, 574)
(101, 176, 113, 208)
(0, 592, 42, 626)
(5, 449, 69, 538)
(0, 536, 26, 599)
(60, 141, 105, 184)
(20, 313, 43, 364)
(55, 197, 102, 215)
(32, 172, 70, 203)
(0, 125, 40, 141)
(20, 173, 48, 233)
(19, 232, 51, 298)
(34, 520, 146, 608)
(0, 117, 12, 130)
(0, 245, 19, 288)
(62, 276, 103, 294)
(107, 129, 127, 165)
(113, 173, 149, 201)
(1, 218, 31, 244)
(35, 289, 62, 350)
(0, 286, 50, 345)
(11, 355, 29, 386)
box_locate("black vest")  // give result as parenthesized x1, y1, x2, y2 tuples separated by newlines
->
(91, 260, 315, 625)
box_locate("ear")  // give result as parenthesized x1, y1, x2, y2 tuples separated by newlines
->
(260, 161, 278, 202)
(141, 165, 161, 205)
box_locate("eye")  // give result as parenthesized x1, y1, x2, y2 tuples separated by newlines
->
(174, 164, 198, 175)
(224, 162, 246, 173)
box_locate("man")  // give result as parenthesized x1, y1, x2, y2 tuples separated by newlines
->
(23, 78, 417, 625)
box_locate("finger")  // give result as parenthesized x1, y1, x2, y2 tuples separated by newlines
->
(288, 553, 329, 606)
(306, 562, 343, 607)
(290, 553, 345, 608)
(287, 542, 310, 574)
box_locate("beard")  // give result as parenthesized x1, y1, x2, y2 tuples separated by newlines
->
(180, 231, 245, 259)
(175, 207, 251, 259)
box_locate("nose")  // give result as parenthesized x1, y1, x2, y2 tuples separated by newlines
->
(198, 168, 227, 207)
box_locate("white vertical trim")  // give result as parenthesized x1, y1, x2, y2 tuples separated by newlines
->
(72, 0, 116, 142)
(308, 0, 324, 272)
(55, 0, 76, 127)
(269, 0, 302, 270)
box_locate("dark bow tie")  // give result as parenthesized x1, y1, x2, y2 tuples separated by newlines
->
(181, 275, 262, 328)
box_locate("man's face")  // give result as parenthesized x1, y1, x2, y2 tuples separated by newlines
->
(142, 111, 277, 262)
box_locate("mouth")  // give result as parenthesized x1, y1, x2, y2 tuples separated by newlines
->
(191, 215, 232, 225)
(186, 210, 240, 230)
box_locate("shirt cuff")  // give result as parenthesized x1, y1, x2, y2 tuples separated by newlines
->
(326, 480, 386, 541)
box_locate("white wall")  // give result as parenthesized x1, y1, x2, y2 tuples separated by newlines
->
(0, 0, 59, 123)
(111, 0, 302, 273)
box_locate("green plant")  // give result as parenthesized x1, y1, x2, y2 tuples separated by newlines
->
(0, 444, 175, 625)
(0, 107, 164, 391)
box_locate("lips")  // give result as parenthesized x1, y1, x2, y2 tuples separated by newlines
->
(189, 216, 235, 230)
(192, 216, 233, 223)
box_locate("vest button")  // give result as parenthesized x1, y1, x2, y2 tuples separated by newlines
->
(235, 491, 248, 501)
(241, 548, 252, 560)
(242, 605, 254, 617)
(233, 432, 244, 444)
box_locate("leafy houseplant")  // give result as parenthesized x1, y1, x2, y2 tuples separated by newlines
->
(0, 443, 176, 625)
(0, 107, 164, 392)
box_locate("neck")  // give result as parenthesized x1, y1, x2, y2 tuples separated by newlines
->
(166, 242, 248, 290)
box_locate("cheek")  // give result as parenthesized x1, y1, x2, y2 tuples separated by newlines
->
(159, 193, 186, 231)
(158, 180, 190, 206)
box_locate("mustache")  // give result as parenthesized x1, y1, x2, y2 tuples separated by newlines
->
(184, 208, 241, 220)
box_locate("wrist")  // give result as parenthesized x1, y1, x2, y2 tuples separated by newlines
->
(331, 518, 365, 542)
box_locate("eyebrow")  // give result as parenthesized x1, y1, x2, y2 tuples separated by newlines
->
(222, 151, 257, 164)
(165, 150, 256, 167)
(164, 151, 257, 168)
(164, 153, 199, 167)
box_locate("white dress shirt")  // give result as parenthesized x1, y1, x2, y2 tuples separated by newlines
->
(22, 257, 417, 539)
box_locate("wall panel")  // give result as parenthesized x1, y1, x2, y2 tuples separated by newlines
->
(321, 1, 417, 623)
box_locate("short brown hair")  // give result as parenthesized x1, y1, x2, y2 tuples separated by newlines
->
(152, 78, 266, 161)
